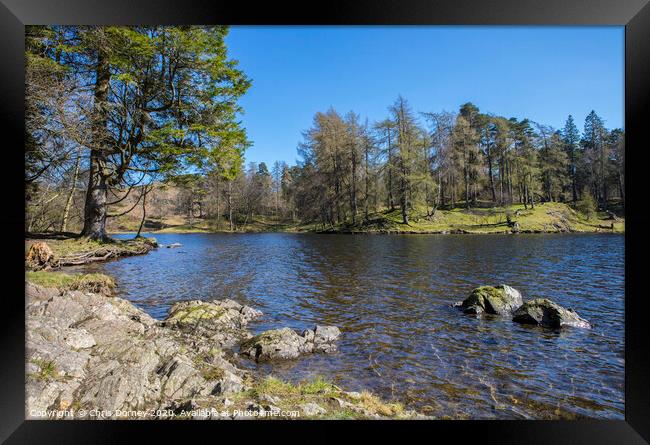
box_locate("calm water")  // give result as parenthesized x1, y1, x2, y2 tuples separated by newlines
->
(76, 233, 624, 419)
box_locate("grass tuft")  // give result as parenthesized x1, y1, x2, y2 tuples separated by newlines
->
(26, 271, 116, 295)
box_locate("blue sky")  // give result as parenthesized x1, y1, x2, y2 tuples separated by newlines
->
(225, 26, 624, 167)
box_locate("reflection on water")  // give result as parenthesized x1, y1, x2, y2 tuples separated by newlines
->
(75, 233, 624, 419)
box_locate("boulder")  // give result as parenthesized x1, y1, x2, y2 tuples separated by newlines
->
(163, 299, 262, 348)
(304, 325, 341, 353)
(240, 327, 311, 361)
(454, 285, 523, 316)
(240, 325, 341, 362)
(26, 242, 58, 271)
(512, 298, 591, 329)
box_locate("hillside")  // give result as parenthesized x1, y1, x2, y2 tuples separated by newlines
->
(106, 183, 623, 235)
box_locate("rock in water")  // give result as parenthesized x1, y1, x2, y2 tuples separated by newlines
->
(26, 242, 58, 271)
(454, 285, 523, 316)
(240, 325, 341, 362)
(239, 328, 311, 361)
(166, 243, 182, 248)
(163, 300, 262, 349)
(307, 325, 341, 353)
(512, 299, 591, 329)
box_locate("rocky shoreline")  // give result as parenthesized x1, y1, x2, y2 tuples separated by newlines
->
(25, 276, 427, 420)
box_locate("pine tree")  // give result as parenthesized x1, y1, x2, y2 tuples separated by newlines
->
(561, 115, 581, 202)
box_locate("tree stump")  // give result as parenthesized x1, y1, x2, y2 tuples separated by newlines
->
(25, 242, 58, 271)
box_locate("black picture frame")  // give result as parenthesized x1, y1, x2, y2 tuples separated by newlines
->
(1, 0, 648, 442)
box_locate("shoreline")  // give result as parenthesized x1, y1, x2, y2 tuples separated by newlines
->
(111, 228, 624, 235)
(24, 238, 611, 420)
(25, 272, 427, 420)
(106, 202, 624, 236)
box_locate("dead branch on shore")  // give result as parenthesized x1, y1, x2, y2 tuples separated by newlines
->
(57, 243, 152, 266)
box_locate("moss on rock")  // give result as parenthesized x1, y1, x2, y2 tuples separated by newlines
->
(166, 302, 228, 325)
(456, 285, 523, 316)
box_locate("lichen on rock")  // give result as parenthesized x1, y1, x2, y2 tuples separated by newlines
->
(163, 299, 262, 349)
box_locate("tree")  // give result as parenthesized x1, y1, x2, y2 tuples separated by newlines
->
(390, 96, 422, 224)
(562, 115, 581, 202)
(583, 110, 609, 209)
(374, 119, 398, 211)
(538, 127, 569, 202)
(423, 111, 455, 210)
(271, 160, 287, 217)
(29, 26, 251, 240)
(609, 128, 625, 209)
(452, 115, 479, 209)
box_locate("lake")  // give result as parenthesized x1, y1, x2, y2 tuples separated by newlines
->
(75, 233, 624, 419)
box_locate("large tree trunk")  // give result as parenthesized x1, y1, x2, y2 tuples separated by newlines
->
(81, 45, 110, 241)
(81, 151, 109, 240)
(400, 179, 408, 224)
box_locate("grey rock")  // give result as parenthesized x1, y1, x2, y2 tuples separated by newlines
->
(212, 371, 244, 395)
(299, 402, 326, 416)
(163, 299, 262, 349)
(240, 325, 341, 362)
(63, 329, 96, 349)
(239, 327, 311, 362)
(314, 325, 341, 343)
(25, 283, 247, 419)
(454, 285, 523, 316)
(512, 298, 591, 329)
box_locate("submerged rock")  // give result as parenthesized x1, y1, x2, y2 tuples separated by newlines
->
(240, 325, 341, 362)
(454, 285, 523, 316)
(167, 243, 182, 248)
(512, 298, 591, 329)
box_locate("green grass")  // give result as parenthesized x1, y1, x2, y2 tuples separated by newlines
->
(30, 358, 60, 382)
(25, 236, 156, 257)
(26, 271, 116, 295)
(239, 375, 407, 419)
(318, 202, 624, 234)
(130, 202, 623, 235)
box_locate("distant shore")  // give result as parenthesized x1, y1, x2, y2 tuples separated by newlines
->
(109, 202, 624, 236)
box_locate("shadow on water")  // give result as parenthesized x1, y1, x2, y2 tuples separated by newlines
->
(76, 232, 624, 419)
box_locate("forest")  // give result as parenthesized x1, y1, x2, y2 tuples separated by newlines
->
(25, 26, 625, 236)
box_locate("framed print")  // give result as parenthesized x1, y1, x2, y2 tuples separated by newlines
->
(1, 0, 649, 443)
